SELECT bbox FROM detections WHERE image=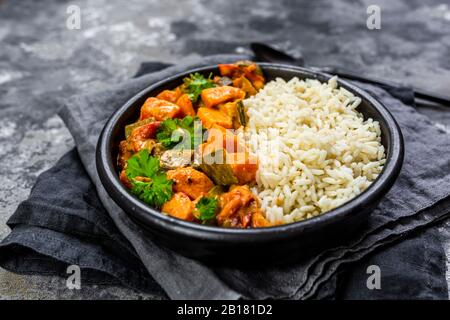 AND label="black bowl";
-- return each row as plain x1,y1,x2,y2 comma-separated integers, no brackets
96,63,404,264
